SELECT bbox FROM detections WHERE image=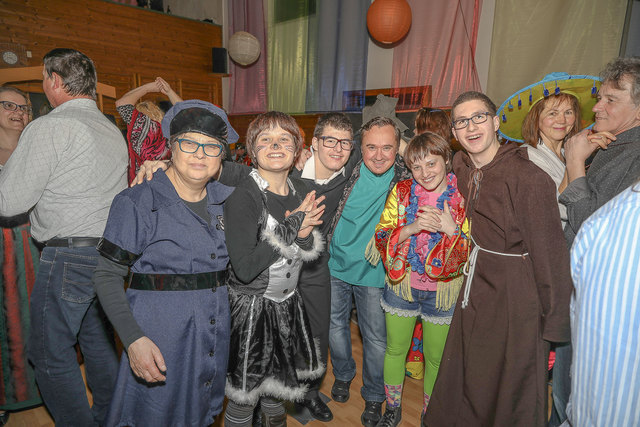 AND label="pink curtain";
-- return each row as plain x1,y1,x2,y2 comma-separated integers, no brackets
228,0,268,114
391,0,482,108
